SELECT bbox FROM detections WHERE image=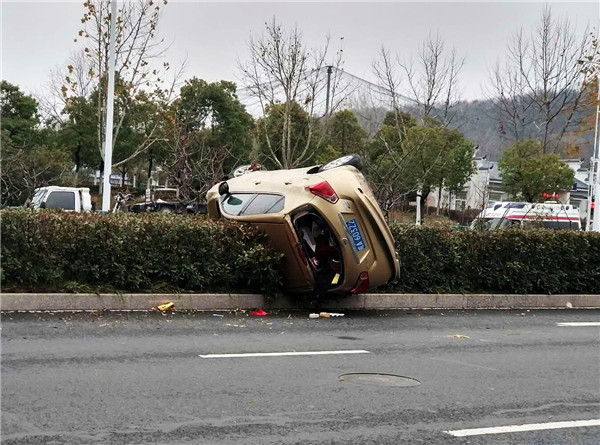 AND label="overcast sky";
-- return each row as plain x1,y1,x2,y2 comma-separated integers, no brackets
1,1,598,102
